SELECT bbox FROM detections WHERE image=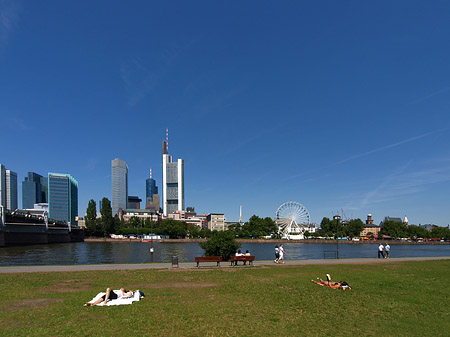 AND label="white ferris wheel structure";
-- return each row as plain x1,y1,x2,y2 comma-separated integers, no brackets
275,201,312,239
